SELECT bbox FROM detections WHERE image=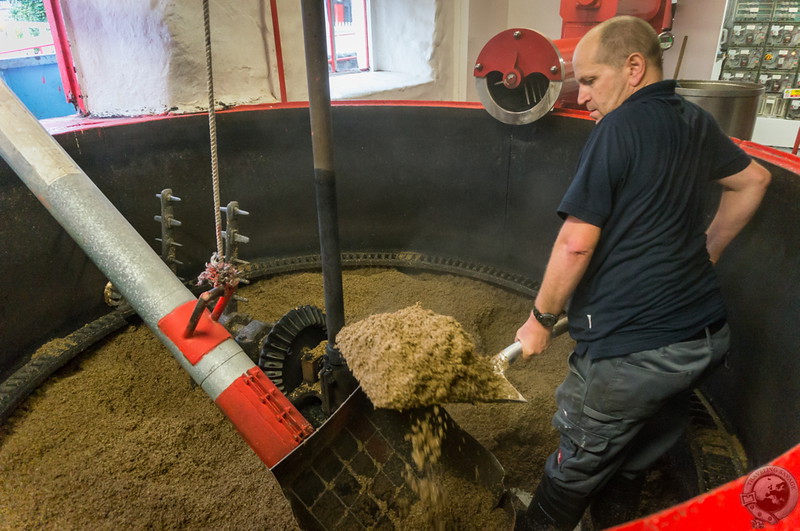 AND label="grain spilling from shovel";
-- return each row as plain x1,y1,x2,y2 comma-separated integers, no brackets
336,303,521,409
337,303,514,530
